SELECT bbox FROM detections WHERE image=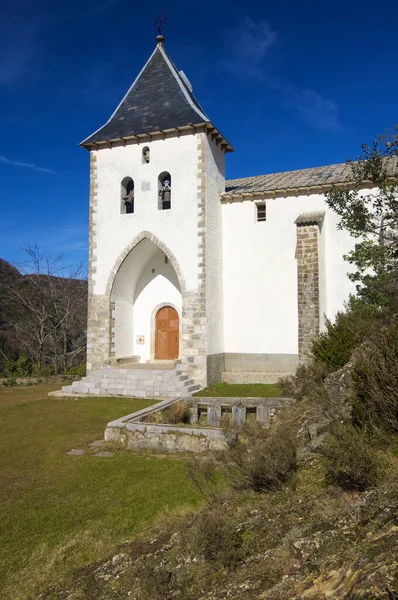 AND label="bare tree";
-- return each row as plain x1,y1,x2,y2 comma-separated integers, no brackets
6,245,87,374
